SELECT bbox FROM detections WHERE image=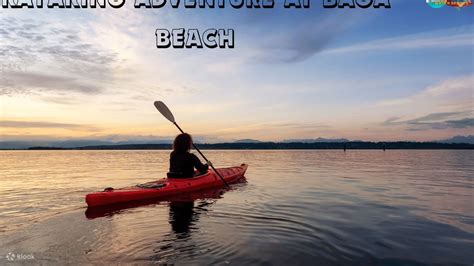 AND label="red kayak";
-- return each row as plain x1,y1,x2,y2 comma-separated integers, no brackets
86,164,248,207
